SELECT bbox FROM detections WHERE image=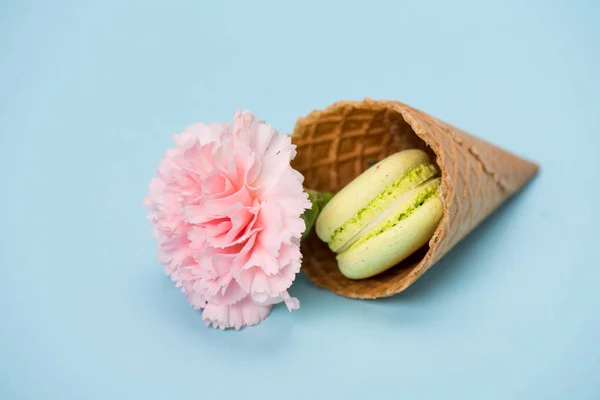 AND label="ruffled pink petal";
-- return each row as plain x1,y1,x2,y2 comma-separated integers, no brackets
243,245,281,276
184,185,253,225
188,291,207,310
176,122,228,147
277,242,303,269
204,218,231,238
202,297,271,330
254,135,296,191
201,170,231,197
231,110,258,138
280,290,300,311
156,231,194,275
256,200,283,256
186,226,206,250
211,279,248,306
246,259,302,302
183,141,216,178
